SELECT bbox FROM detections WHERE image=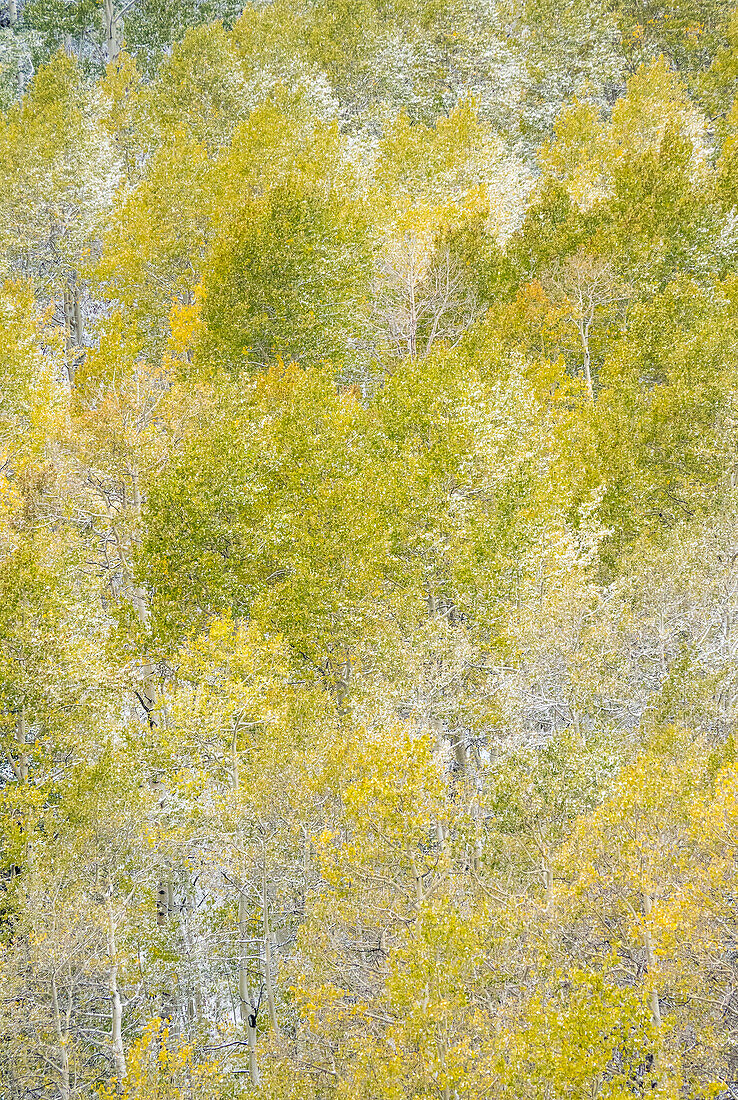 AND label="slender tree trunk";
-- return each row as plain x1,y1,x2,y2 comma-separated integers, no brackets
262,854,279,1039
656,612,669,681
125,461,152,629
73,287,84,348
62,279,85,387
642,892,661,1027
63,286,73,349
128,462,142,522
181,878,203,1029
230,725,240,790
106,891,127,1085
8,0,17,25
570,707,581,740
578,317,594,400
450,729,468,776
335,657,351,712
238,893,260,1087
63,285,76,384
15,710,29,782
300,824,310,917
542,864,554,913
56,1046,71,1100
406,235,418,359
104,0,122,64
411,858,424,911
437,1037,451,1100
156,875,170,926
63,280,84,349
50,975,71,1100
